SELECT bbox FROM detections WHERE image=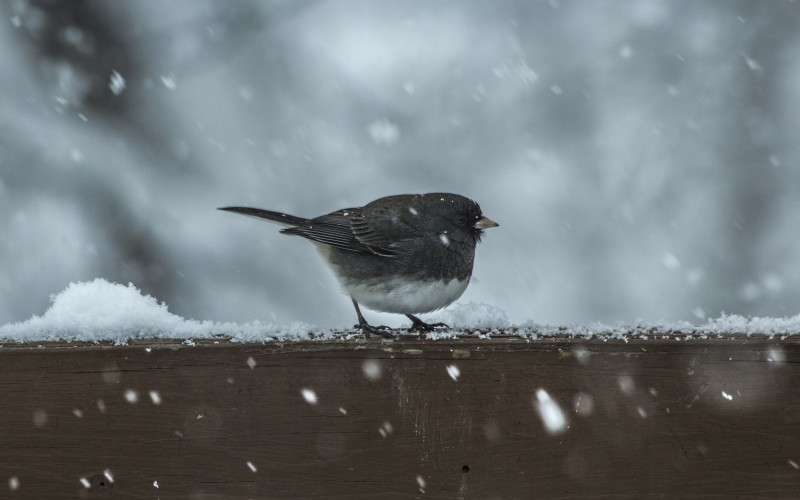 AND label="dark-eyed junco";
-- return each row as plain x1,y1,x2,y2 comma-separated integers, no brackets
219,193,497,337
